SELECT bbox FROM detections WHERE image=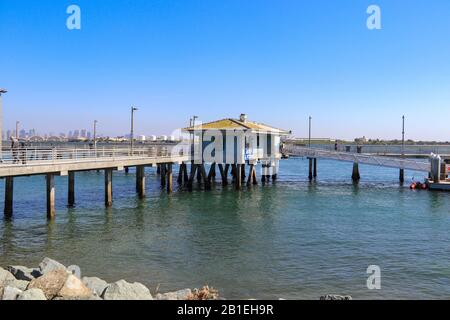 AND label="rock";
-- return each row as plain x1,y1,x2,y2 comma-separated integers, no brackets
82,276,109,296
53,294,102,301
155,289,192,300
0,267,16,286
102,280,153,300
39,257,66,275
320,294,352,300
16,288,47,300
9,279,29,291
2,286,22,300
28,269,69,300
57,274,92,299
7,265,41,281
